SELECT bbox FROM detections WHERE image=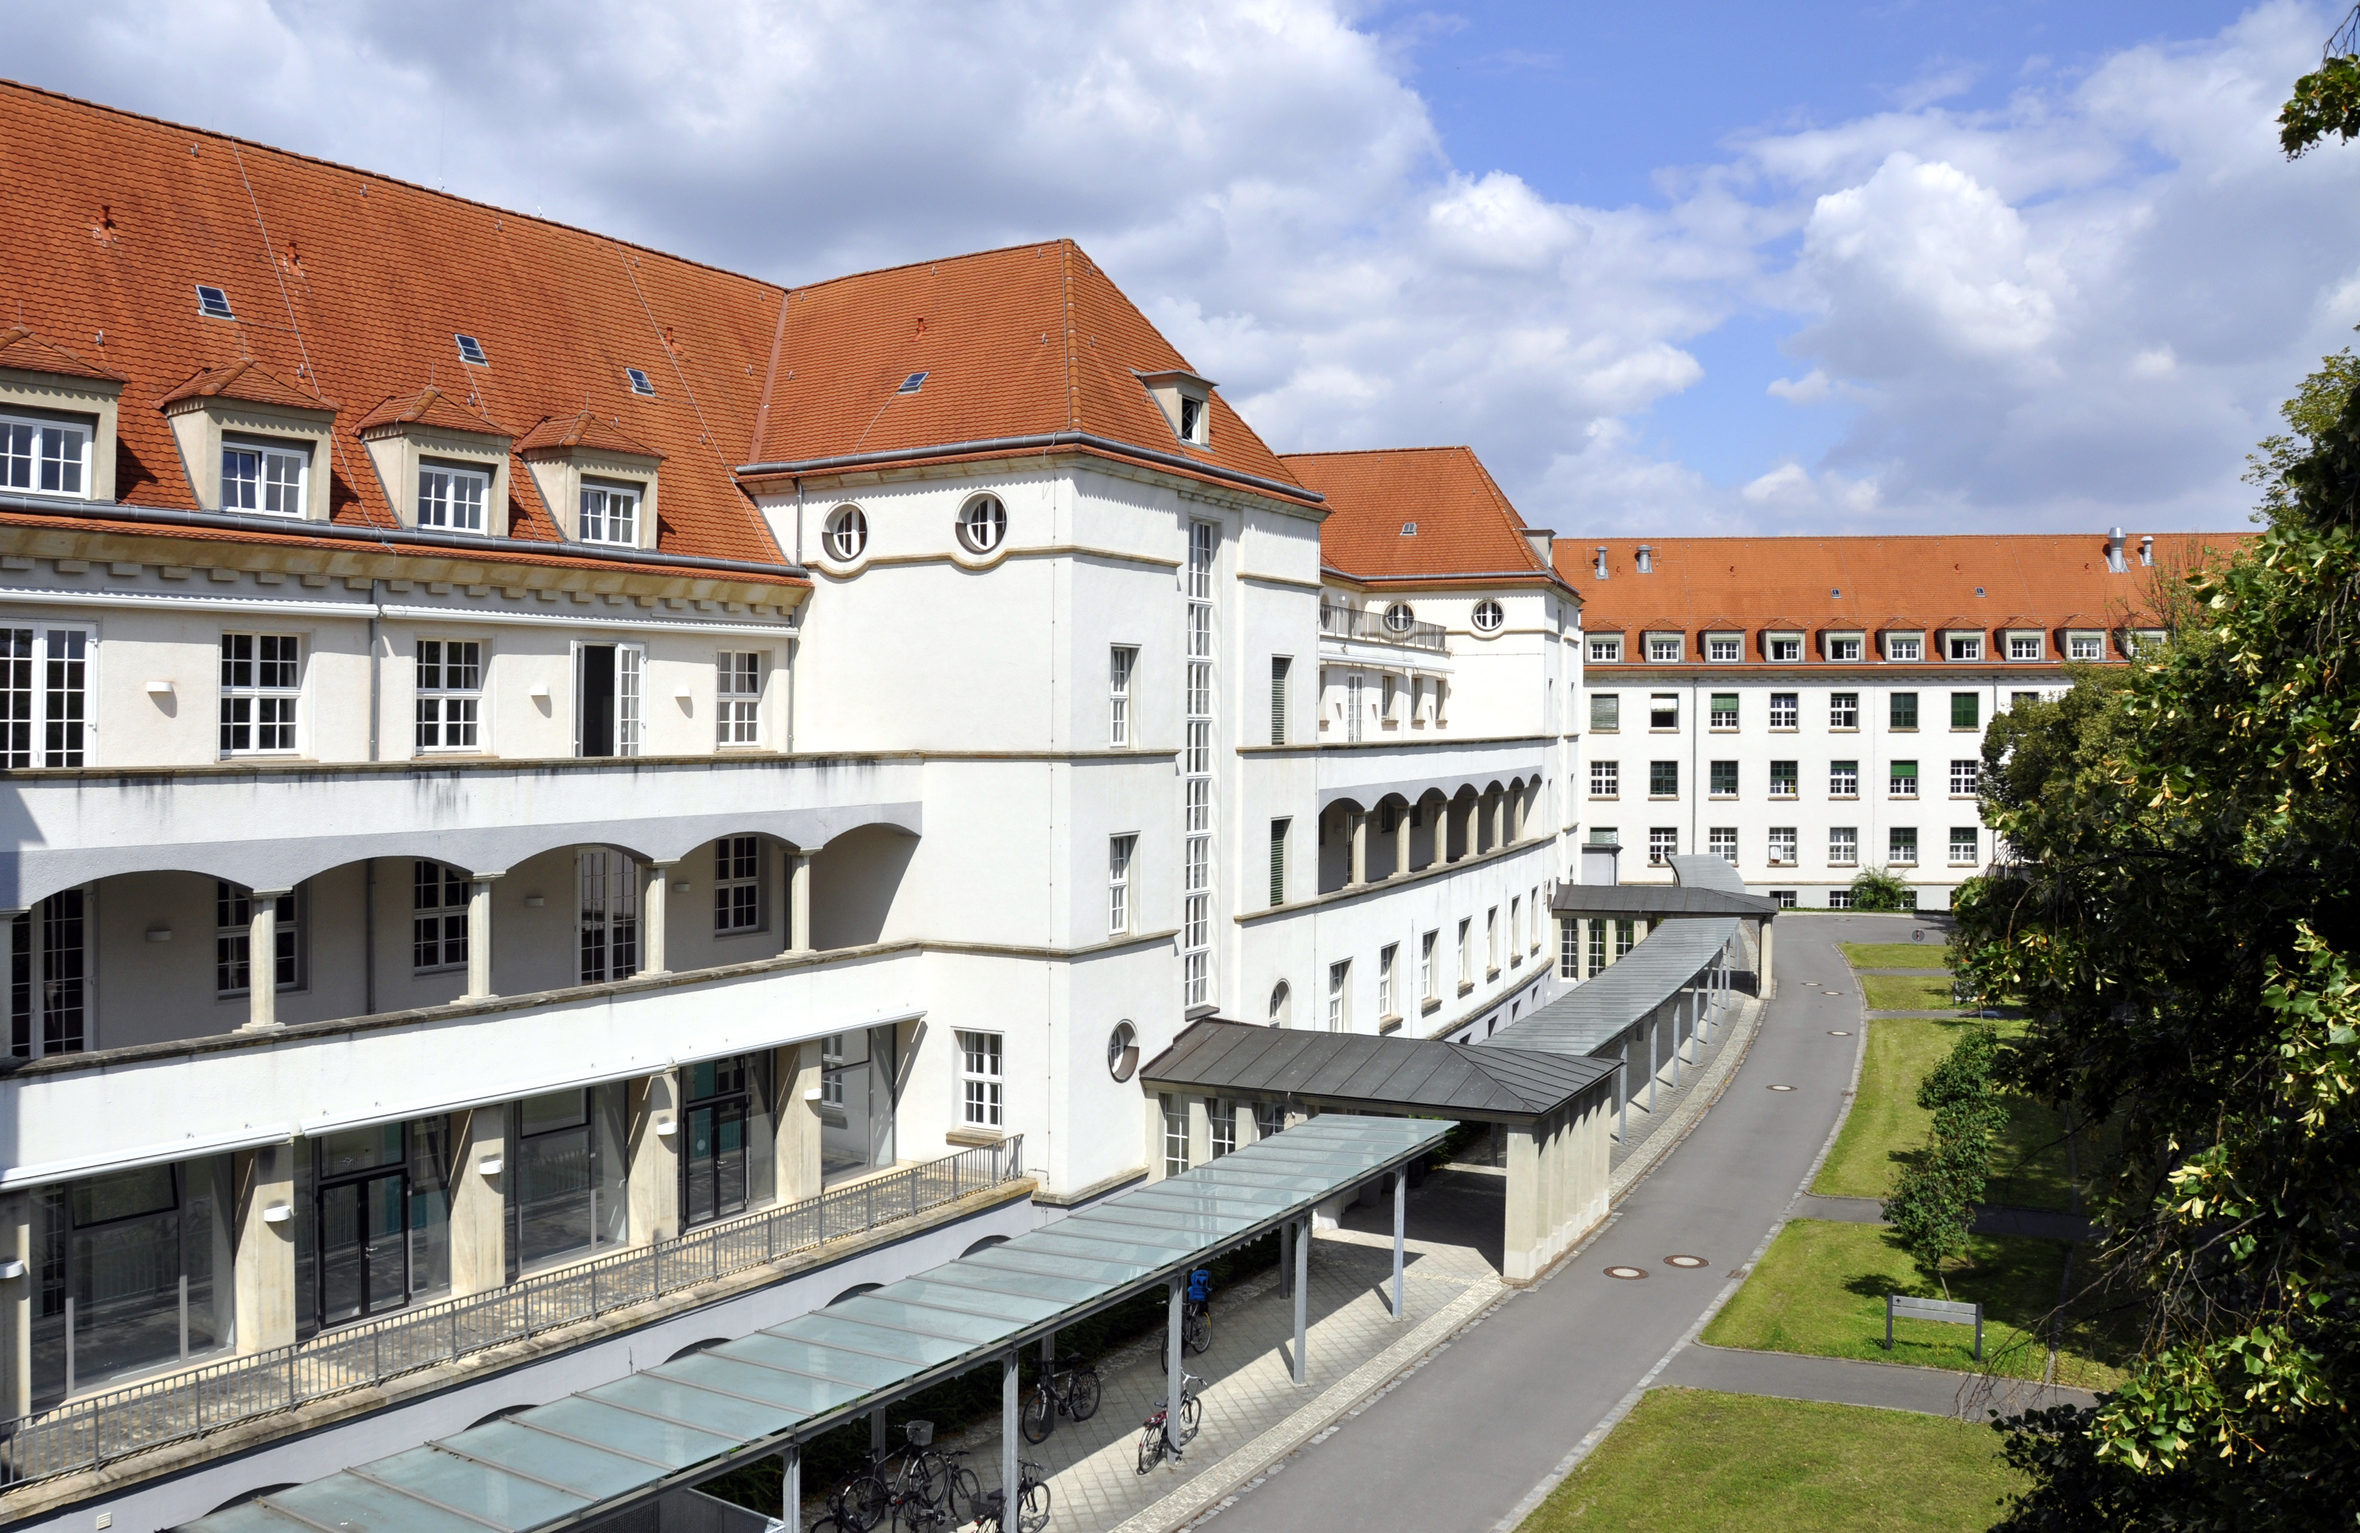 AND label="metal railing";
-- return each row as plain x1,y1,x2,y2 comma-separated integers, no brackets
1319,603,1448,653
0,1137,1023,1491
